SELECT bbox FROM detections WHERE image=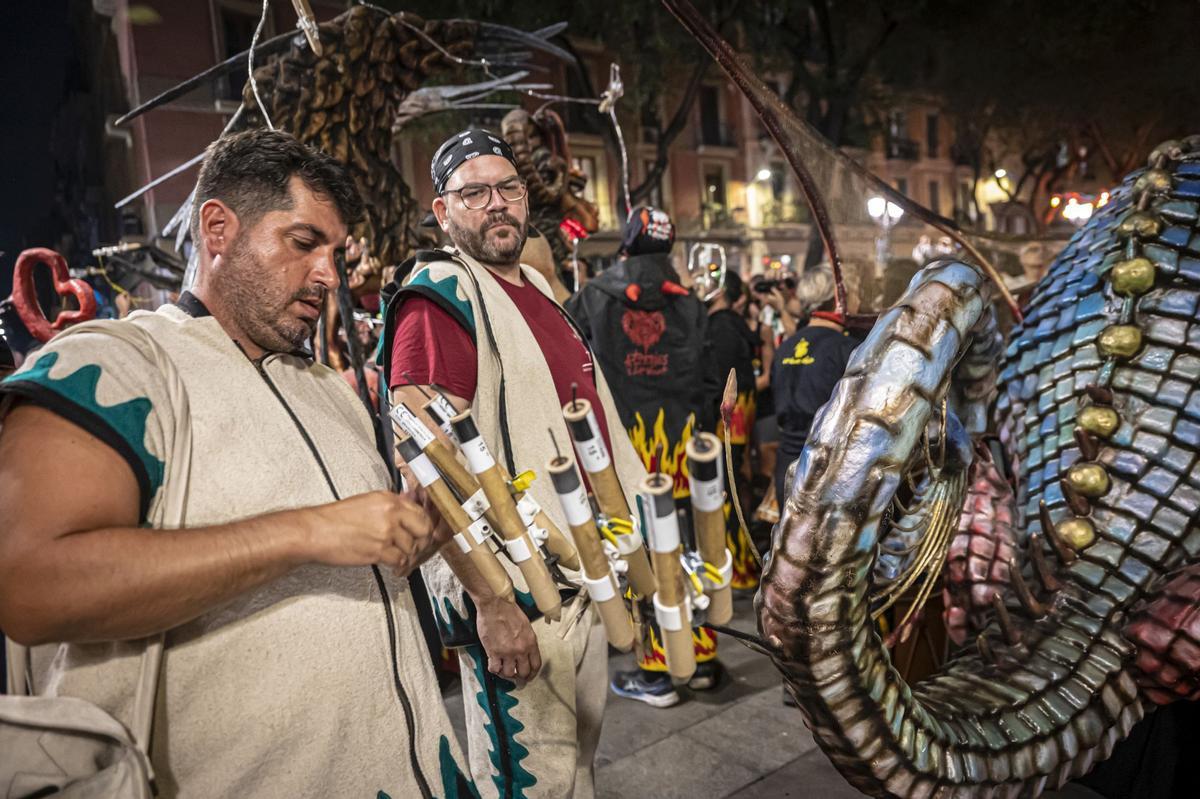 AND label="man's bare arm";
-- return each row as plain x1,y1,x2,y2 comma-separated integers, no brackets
0,405,437,645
